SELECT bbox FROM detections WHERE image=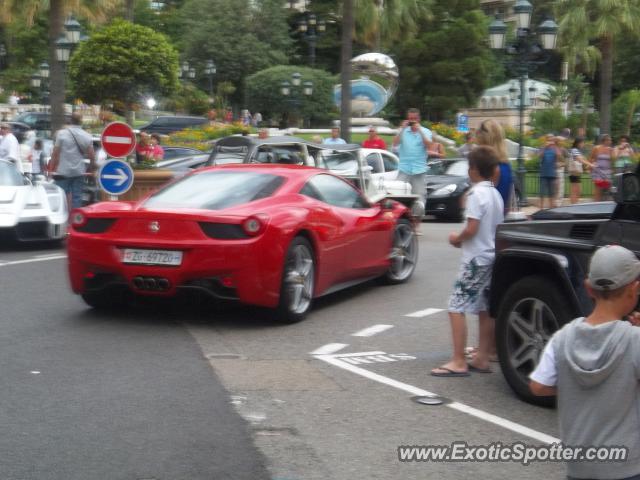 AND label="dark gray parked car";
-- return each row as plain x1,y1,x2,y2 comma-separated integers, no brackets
139,116,207,135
